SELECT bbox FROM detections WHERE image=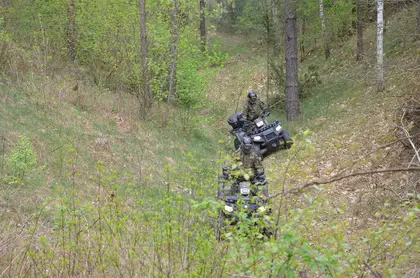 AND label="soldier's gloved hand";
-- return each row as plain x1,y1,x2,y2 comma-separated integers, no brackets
256,173,266,182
